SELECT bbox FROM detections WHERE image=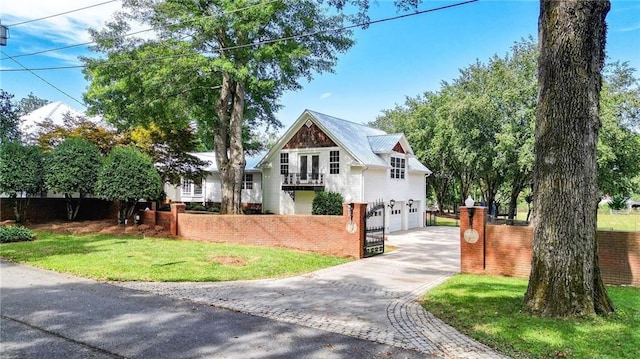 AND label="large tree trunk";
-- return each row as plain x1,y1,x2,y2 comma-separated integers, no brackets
215,72,245,215
524,0,614,317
